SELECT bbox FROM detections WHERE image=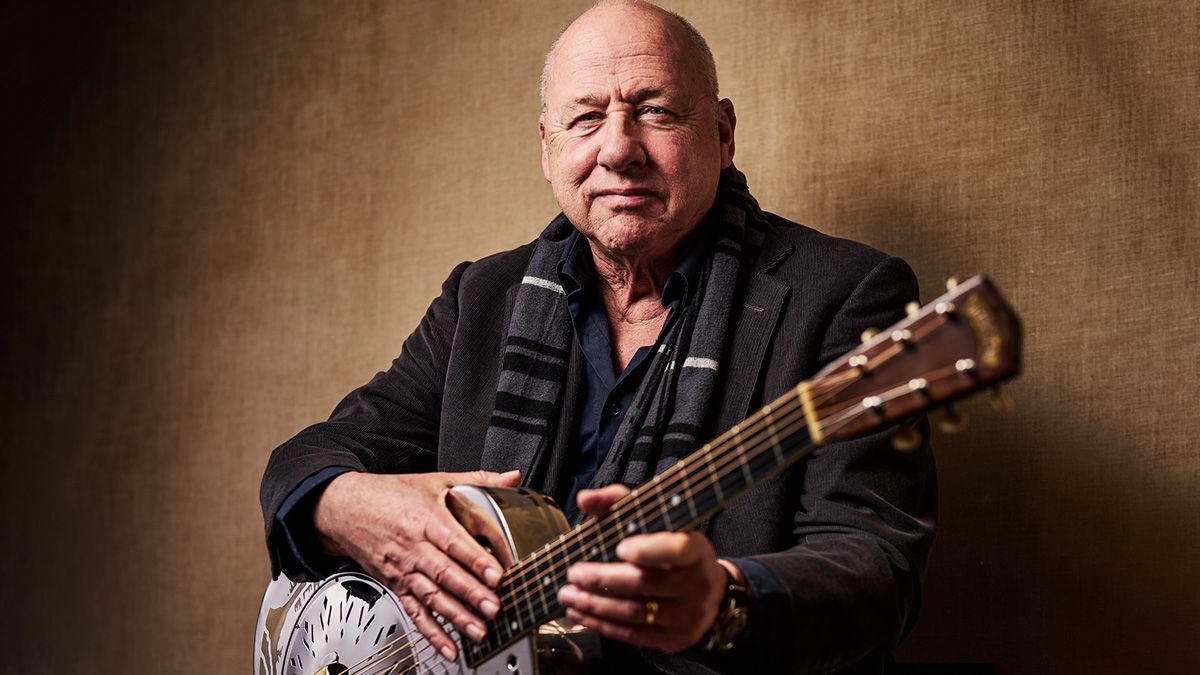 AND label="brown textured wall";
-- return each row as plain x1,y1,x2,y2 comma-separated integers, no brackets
3,1,1197,672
